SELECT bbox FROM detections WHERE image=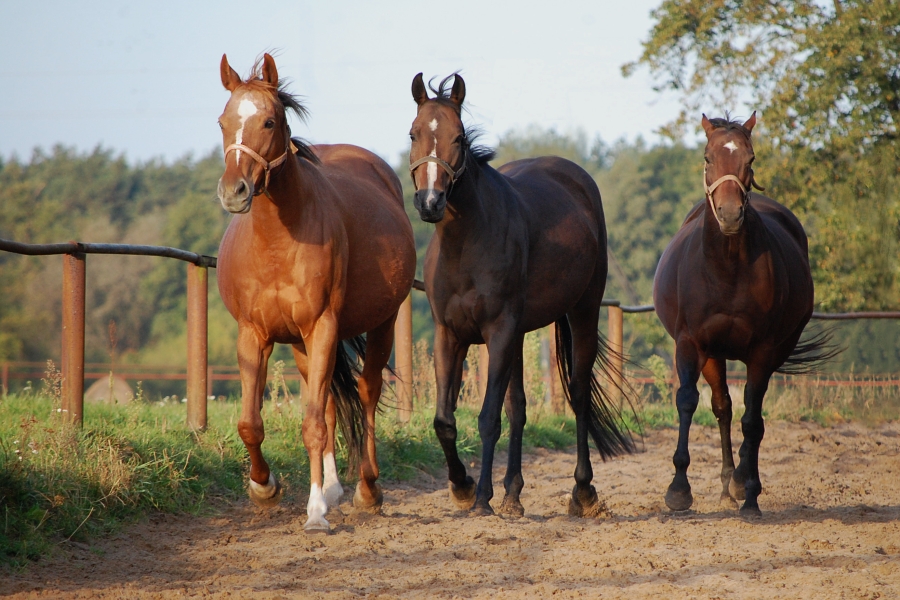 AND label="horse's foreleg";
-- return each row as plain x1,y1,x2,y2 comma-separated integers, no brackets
353,316,396,514
733,363,772,516
432,325,472,509
300,316,339,532
236,326,279,507
702,358,737,508
666,338,702,512
499,340,526,518
473,325,518,516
